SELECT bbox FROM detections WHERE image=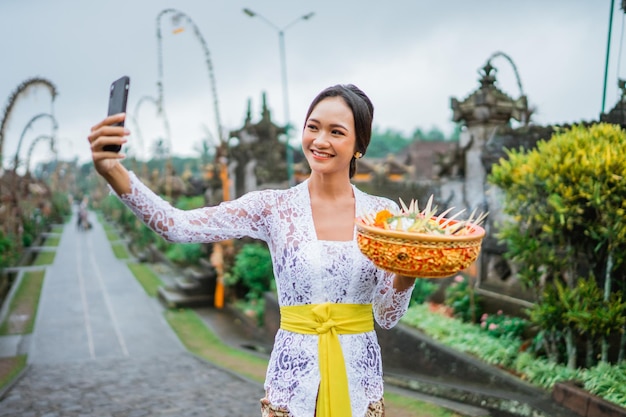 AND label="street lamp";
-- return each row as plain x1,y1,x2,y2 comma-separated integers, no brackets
243,8,315,186
601,0,616,114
